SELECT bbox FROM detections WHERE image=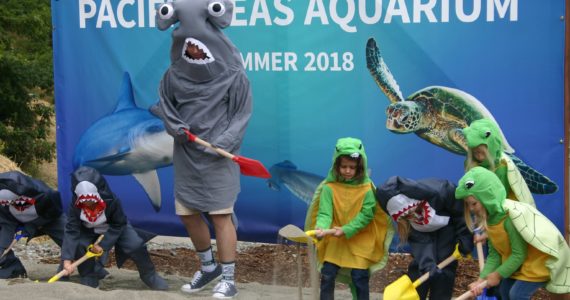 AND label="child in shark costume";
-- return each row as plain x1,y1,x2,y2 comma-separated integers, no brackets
61,166,167,290
376,176,474,300
456,167,570,299
0,171,66,278
152,1,251,298
305,137,393,300
463,118,535,206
